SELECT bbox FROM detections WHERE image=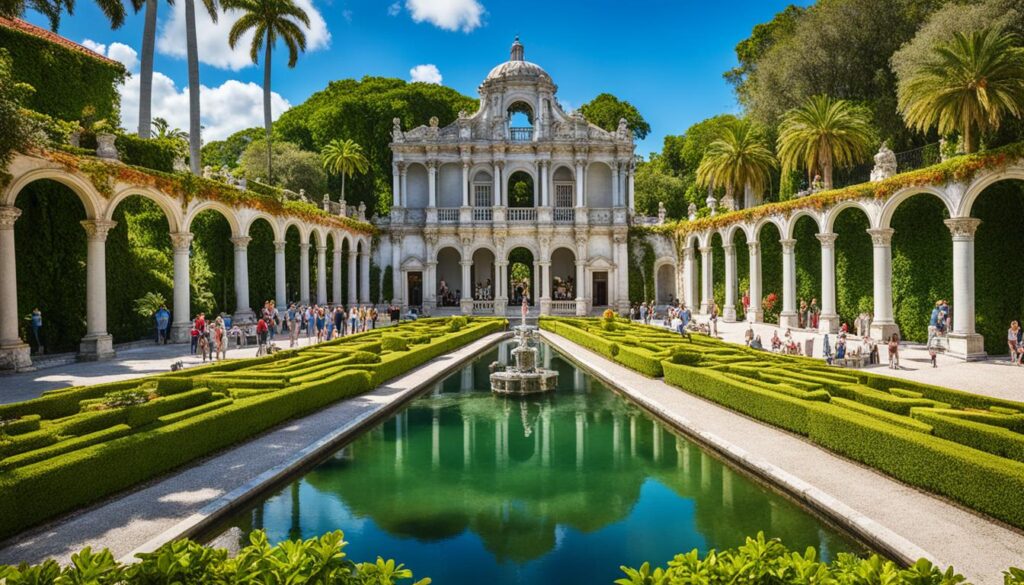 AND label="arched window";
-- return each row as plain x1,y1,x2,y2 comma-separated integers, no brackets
507,101,534,142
